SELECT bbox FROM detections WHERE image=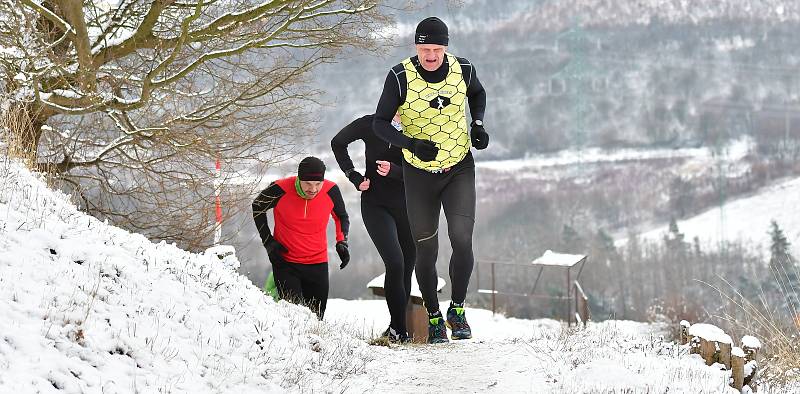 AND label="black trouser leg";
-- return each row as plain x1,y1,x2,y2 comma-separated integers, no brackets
272,258,329,319
441,165,476,305
299,263,329,319
271,258,303,304
404,164,444,314
362,200,415,333
405,157,477,314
